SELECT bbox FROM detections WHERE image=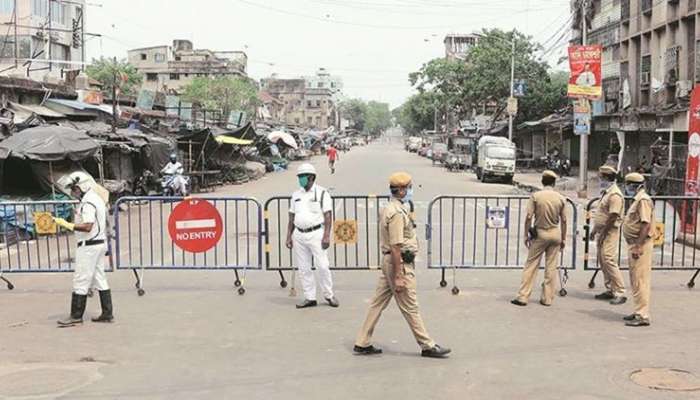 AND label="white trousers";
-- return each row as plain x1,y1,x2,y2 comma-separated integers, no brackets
293,229,333,301
73,243,109,295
